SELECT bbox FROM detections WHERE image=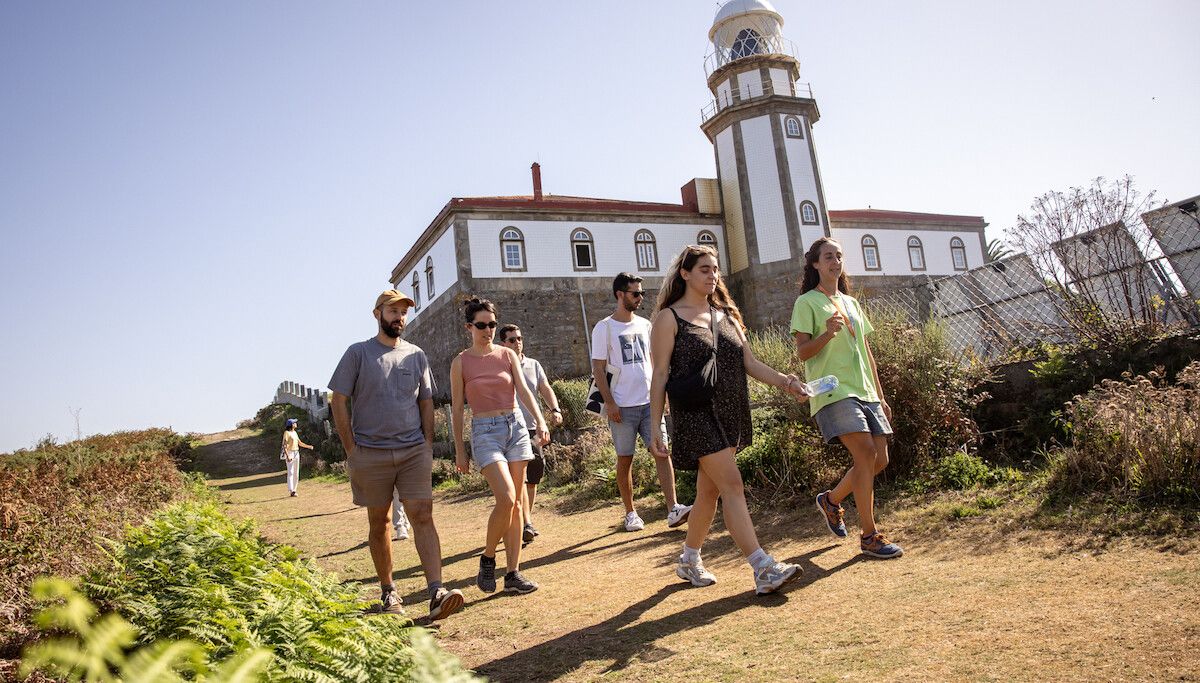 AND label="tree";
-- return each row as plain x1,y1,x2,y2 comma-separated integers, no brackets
984,238,1014,263
1007,176,1170,339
